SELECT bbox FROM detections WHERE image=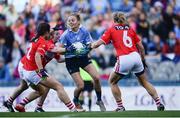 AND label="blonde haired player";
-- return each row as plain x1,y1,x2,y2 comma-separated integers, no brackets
91,12,165,111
